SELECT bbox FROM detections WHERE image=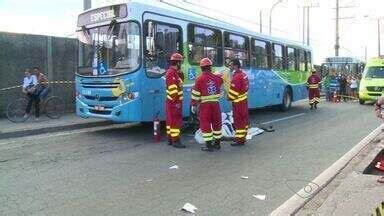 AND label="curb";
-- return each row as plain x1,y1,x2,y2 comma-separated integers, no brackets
270,123,384,216
0,120,113,140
